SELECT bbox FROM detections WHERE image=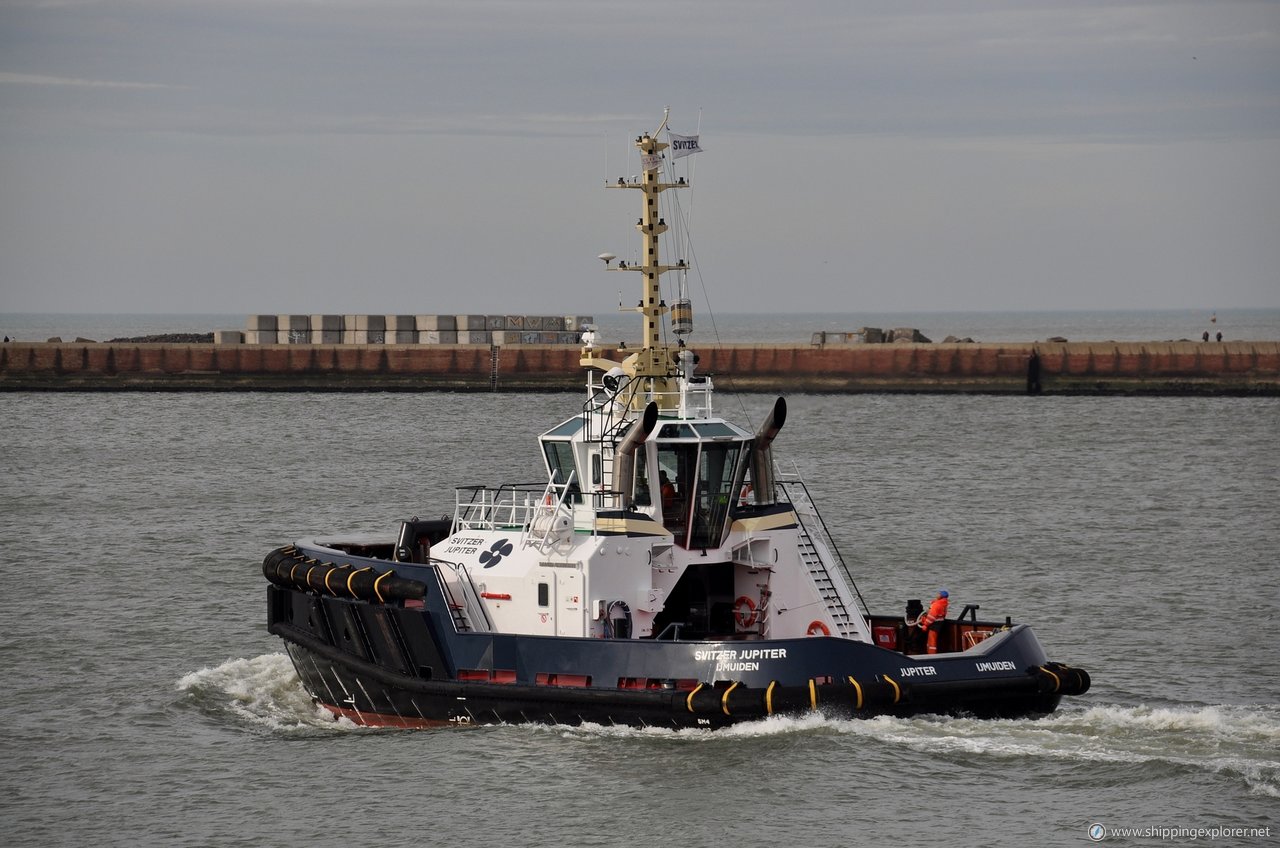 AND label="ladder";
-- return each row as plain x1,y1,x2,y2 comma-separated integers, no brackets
780,478,864,639
440,576,474,632
795,523,859,638
437,563,491,633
